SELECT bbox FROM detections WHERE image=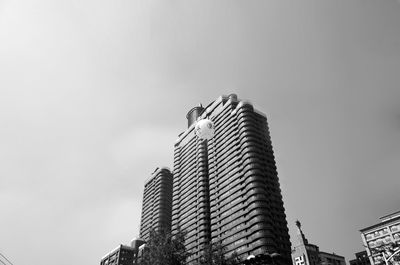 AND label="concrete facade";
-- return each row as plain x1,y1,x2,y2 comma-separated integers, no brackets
360,210,400,265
